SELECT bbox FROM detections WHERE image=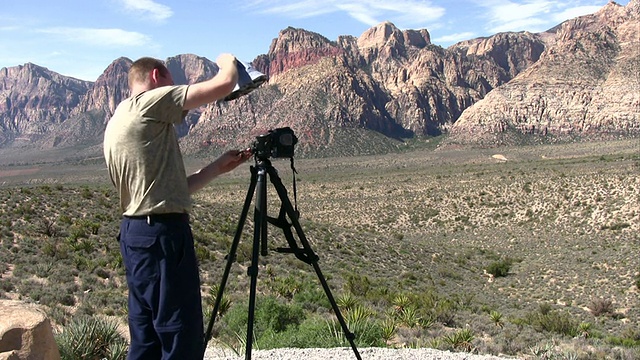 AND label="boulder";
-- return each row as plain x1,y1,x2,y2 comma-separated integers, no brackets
0,300,60,360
